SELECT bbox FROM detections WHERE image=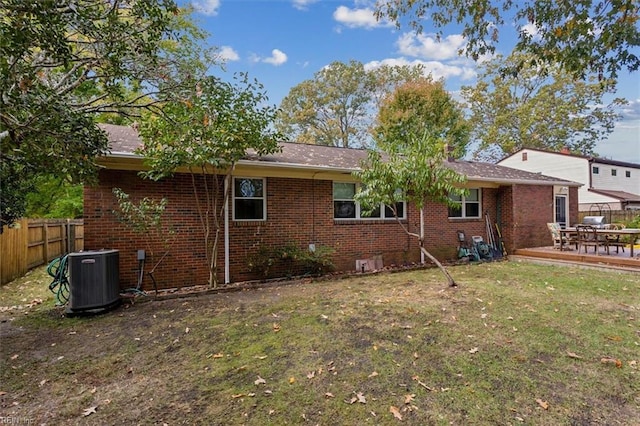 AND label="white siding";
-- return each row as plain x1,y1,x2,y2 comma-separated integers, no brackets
591,161,640,194
499,150,640,209
499,150,593,201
